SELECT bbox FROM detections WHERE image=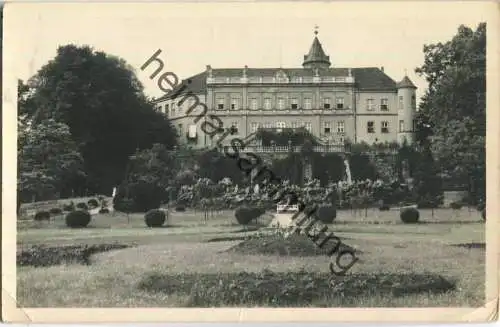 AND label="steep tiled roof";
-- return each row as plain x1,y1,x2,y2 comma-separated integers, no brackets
154,67,397,102
351,68,397,90
397,75,417,89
